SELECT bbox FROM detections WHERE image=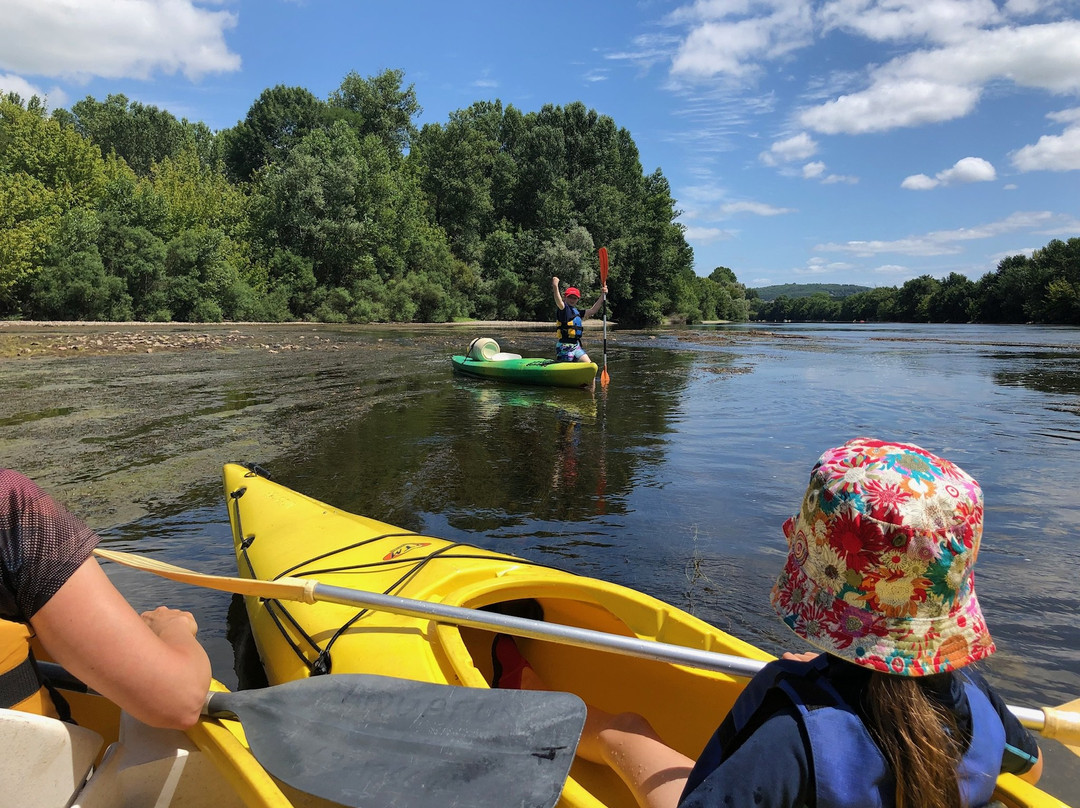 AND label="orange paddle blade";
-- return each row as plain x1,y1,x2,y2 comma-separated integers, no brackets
600,367,610,387
598,247,608,284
